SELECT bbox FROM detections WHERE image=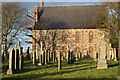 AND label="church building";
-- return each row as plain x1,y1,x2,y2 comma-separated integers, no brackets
32,1,111,60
